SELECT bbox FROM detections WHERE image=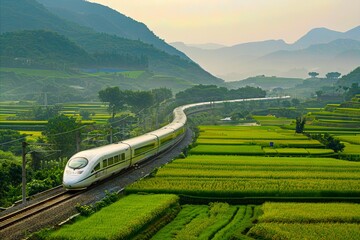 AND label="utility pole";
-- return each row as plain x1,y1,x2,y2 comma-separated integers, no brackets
109,127,113,144
22,142,28,205
44,92,48,107
76,130,81,152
